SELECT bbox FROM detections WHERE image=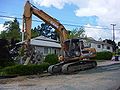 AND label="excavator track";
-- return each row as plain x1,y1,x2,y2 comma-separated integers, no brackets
48,60,97,74
62,60,97,74
48,62,65,74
